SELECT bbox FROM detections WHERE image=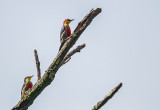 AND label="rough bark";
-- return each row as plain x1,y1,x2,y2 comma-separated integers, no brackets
12,8,102,110
60,43,86,66
92,83,122,110
34,50,41,81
